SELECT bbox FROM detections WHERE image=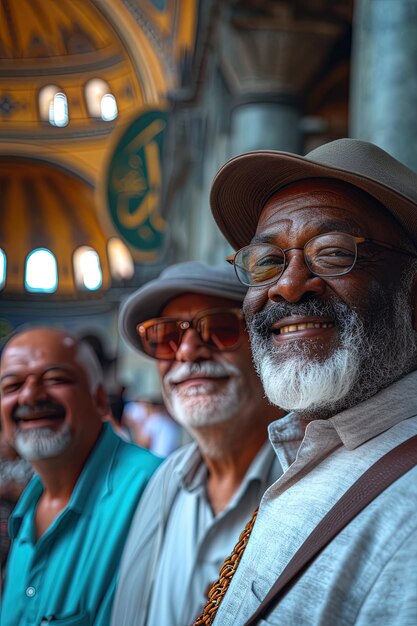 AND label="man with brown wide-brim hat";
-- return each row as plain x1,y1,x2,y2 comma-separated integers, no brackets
195,139,417,626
